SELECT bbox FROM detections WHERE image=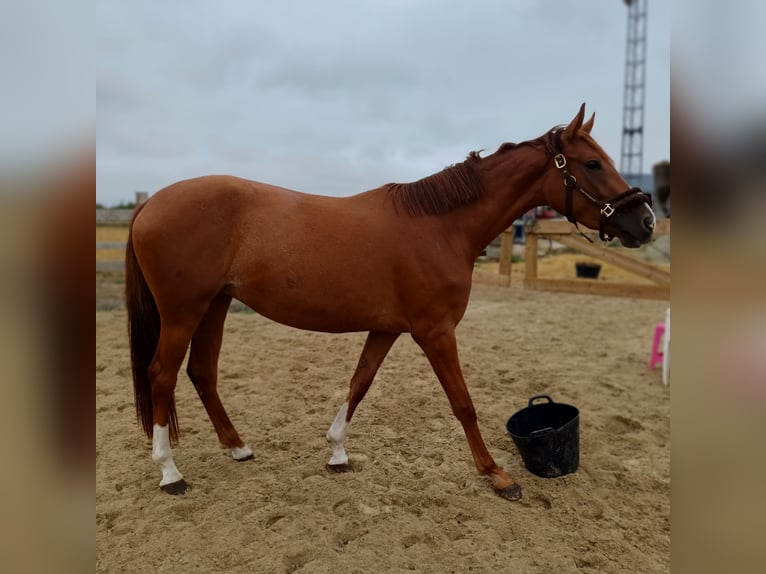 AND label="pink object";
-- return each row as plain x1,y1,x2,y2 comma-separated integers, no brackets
649,323,666,371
